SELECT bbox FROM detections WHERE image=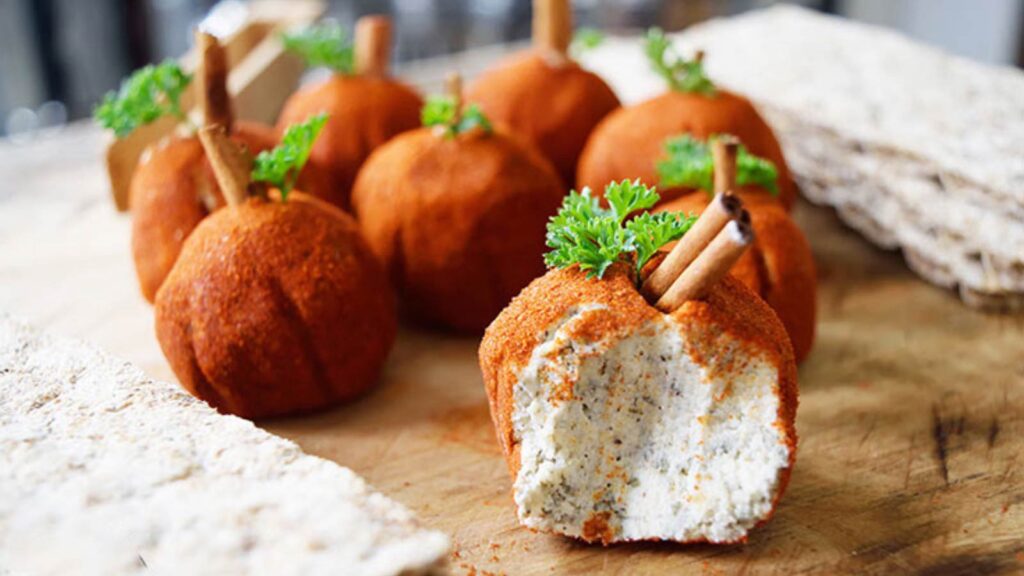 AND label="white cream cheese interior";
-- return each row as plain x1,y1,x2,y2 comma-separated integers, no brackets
511,304,790,543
